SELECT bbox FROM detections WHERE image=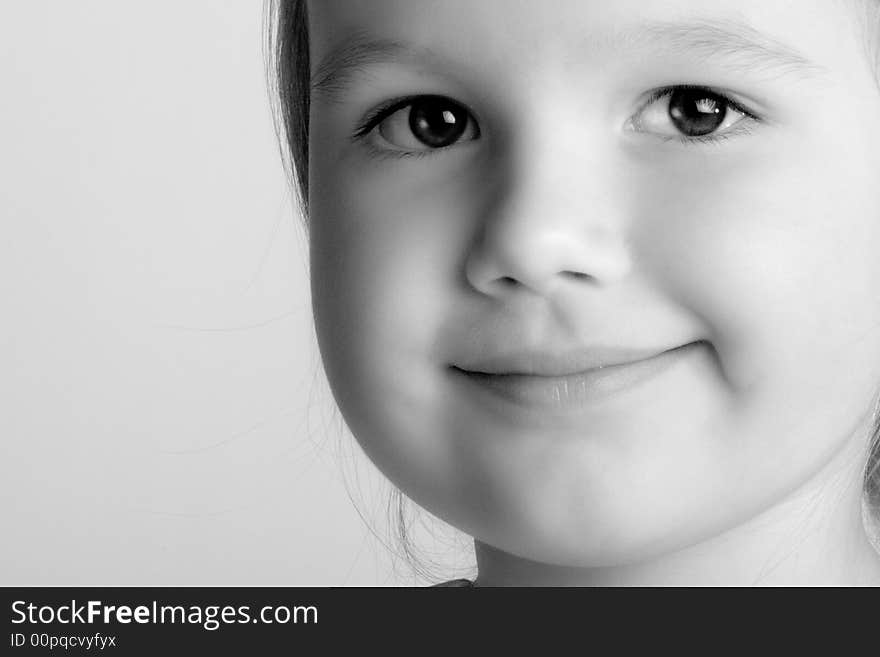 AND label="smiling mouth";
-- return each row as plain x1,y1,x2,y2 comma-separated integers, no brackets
451,341,704,410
